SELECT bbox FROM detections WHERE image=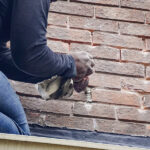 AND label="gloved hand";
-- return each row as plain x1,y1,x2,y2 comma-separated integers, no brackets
73,76,89,93
70,51,95,93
